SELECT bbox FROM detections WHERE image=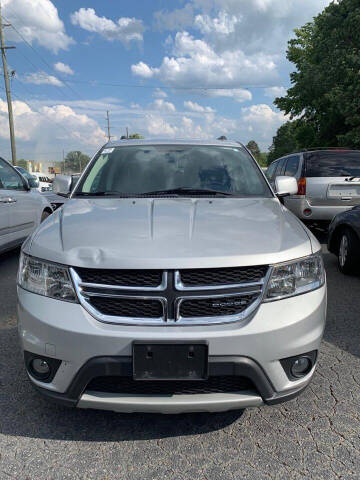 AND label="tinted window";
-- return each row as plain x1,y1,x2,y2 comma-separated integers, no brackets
305,151,360,177
284,156,299,176
275,158,286,176
266,161,277,180
0,159,24,190
77,145,272,197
